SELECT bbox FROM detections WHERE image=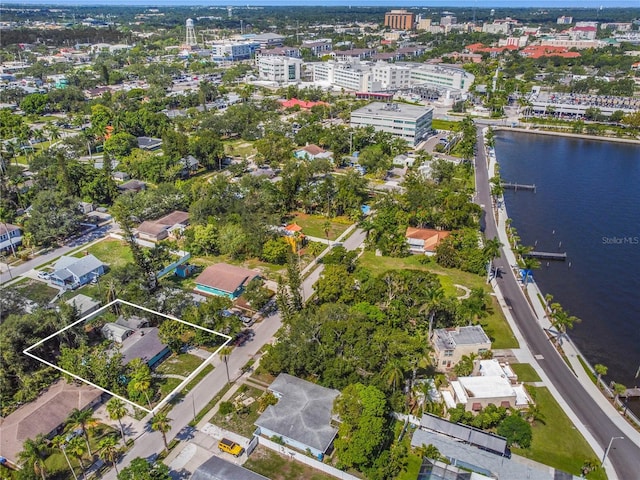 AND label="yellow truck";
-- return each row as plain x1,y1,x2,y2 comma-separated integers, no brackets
218,438,244,457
